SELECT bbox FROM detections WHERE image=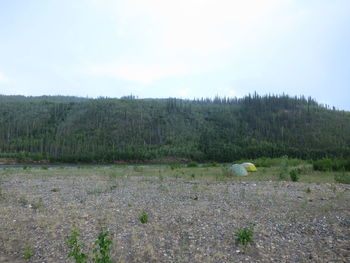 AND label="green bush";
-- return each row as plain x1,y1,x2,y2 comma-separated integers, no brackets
290,169,300,182
187,162,198,168
236,227,254,247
